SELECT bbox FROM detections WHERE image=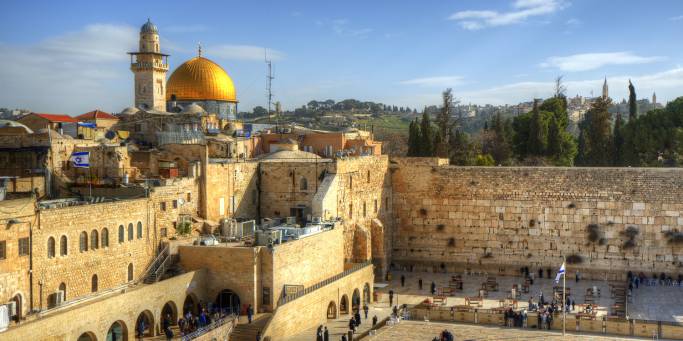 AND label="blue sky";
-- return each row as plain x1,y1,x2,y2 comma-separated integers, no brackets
1,0,682,114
